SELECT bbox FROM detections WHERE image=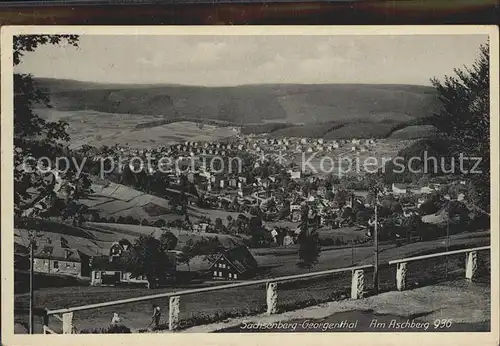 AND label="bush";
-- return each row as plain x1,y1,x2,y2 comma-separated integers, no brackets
124,216,140,225
153,219,166,227
79,324,132,334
